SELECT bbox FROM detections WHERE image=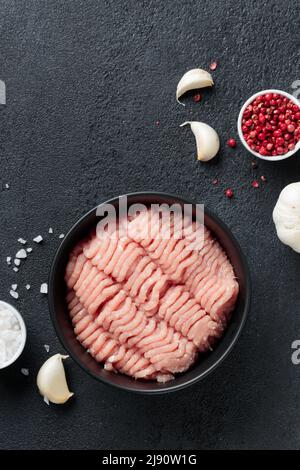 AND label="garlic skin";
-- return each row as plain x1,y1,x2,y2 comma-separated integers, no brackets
37,354,74,404
273,182,300,253
180,121,220,161
176,69,213,105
